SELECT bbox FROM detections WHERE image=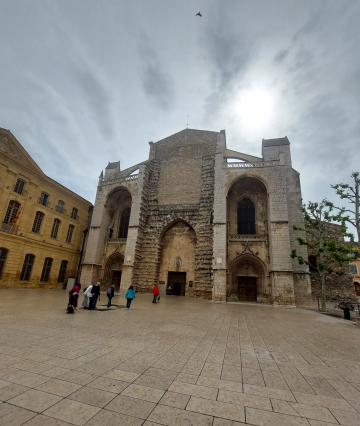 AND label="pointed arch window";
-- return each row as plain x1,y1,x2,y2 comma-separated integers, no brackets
20,254,35,281
118,207,131,238
4,200,20,224
237,198,255,234
40,257,53,282
0,248,8,279
32,211,44,233
50,219,61,239
57,260,68,283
